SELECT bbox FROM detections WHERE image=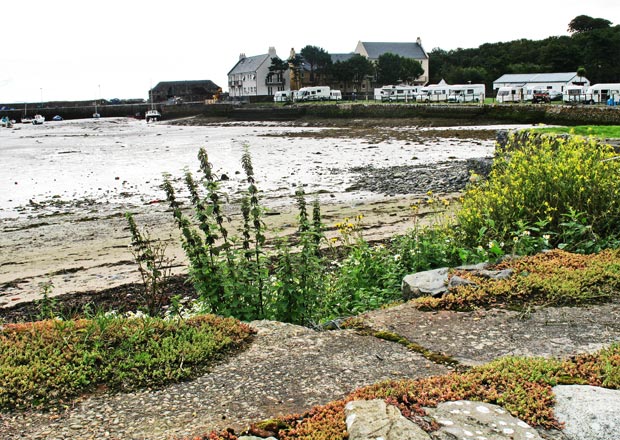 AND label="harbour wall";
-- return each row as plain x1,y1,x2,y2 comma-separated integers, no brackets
2,102,619,125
